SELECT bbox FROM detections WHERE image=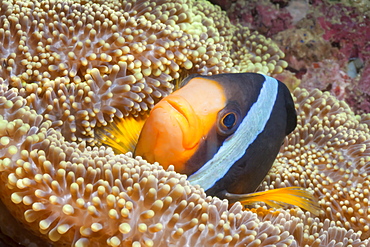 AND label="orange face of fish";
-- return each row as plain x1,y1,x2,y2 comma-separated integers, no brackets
134,78,226,174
